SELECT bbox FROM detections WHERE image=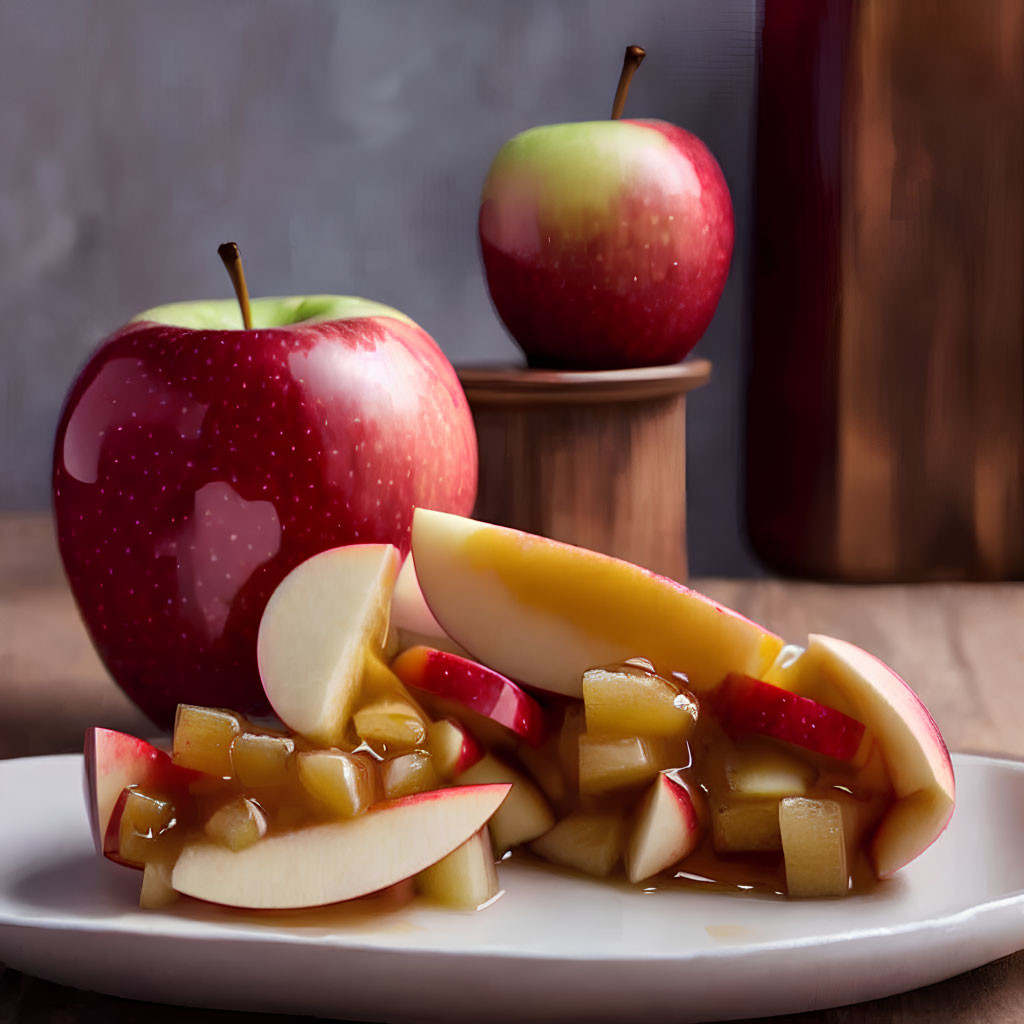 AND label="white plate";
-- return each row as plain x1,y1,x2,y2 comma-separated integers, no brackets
0,752,1021,1023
